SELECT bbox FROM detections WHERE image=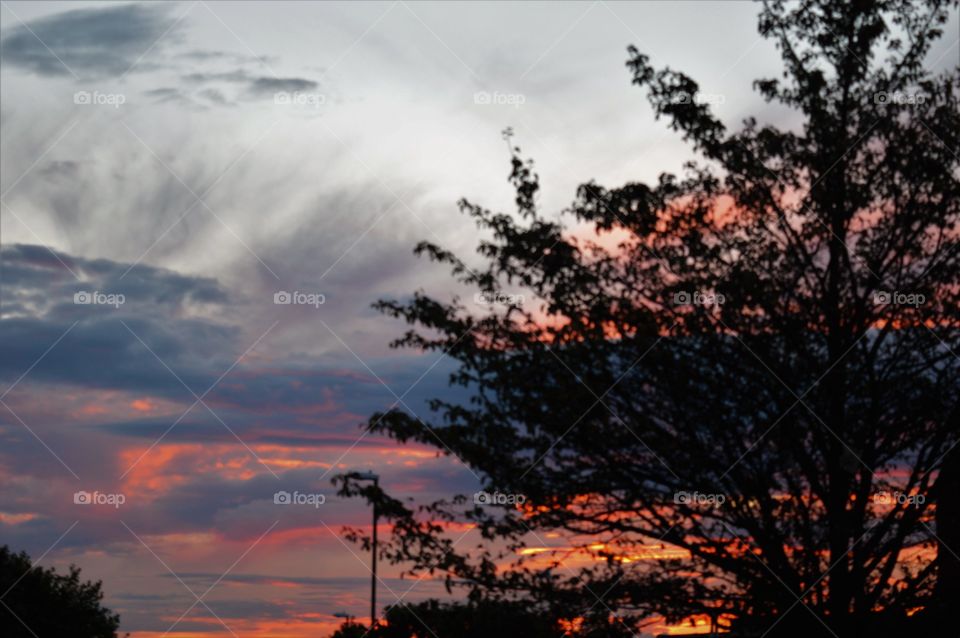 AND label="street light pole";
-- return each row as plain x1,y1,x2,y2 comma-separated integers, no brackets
371,476,378,628
346,471,380,629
